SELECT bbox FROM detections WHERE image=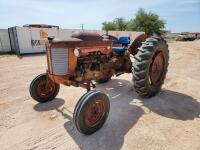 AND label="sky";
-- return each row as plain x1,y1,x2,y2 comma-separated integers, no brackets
0,0,200,32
